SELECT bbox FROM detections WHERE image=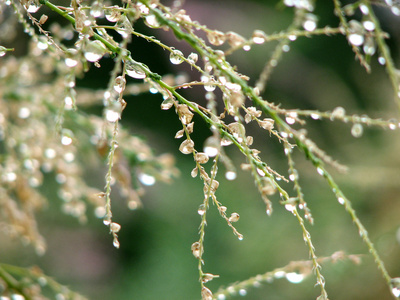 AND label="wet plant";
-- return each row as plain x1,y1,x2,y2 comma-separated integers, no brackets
1,0,400,299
